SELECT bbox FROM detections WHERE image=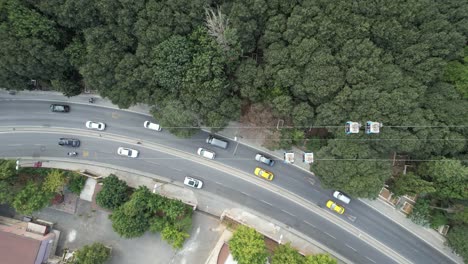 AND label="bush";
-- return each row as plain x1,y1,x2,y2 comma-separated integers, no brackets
430,211,448,229
68,173,87,194
161,224,190,249
74,242,110,264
